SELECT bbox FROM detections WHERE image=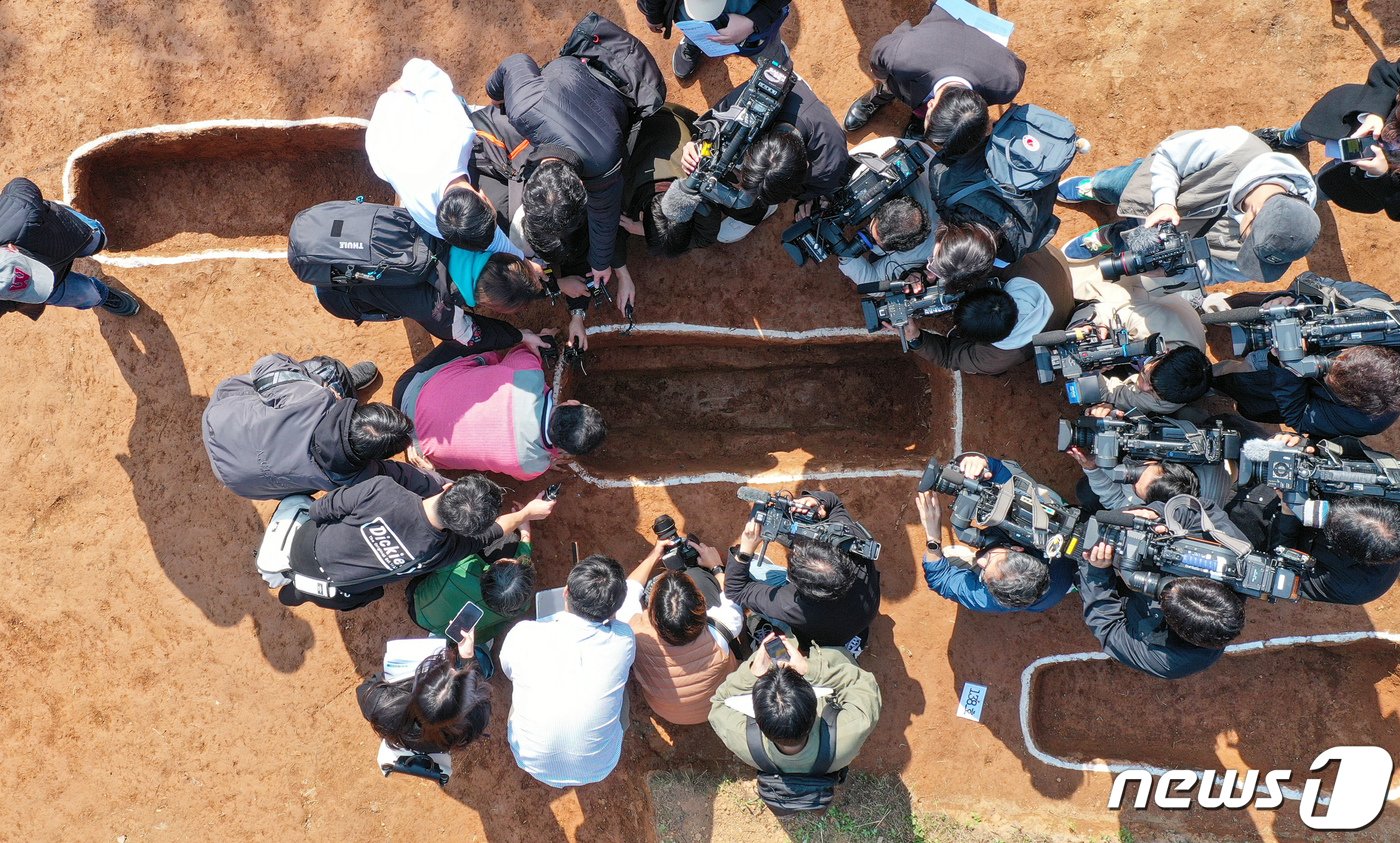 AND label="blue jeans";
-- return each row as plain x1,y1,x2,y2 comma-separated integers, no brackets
1281,121,1321,147
748,554,789,587
1088,158,1144,206
44,207,109,310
